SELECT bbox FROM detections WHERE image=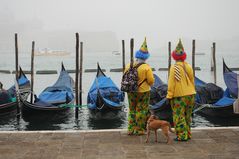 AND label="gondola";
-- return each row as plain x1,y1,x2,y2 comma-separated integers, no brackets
194,76,237,117
223,59,238,98
21,63,74,114
87,63,125,115
149,74,172,122
0,67,30,115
